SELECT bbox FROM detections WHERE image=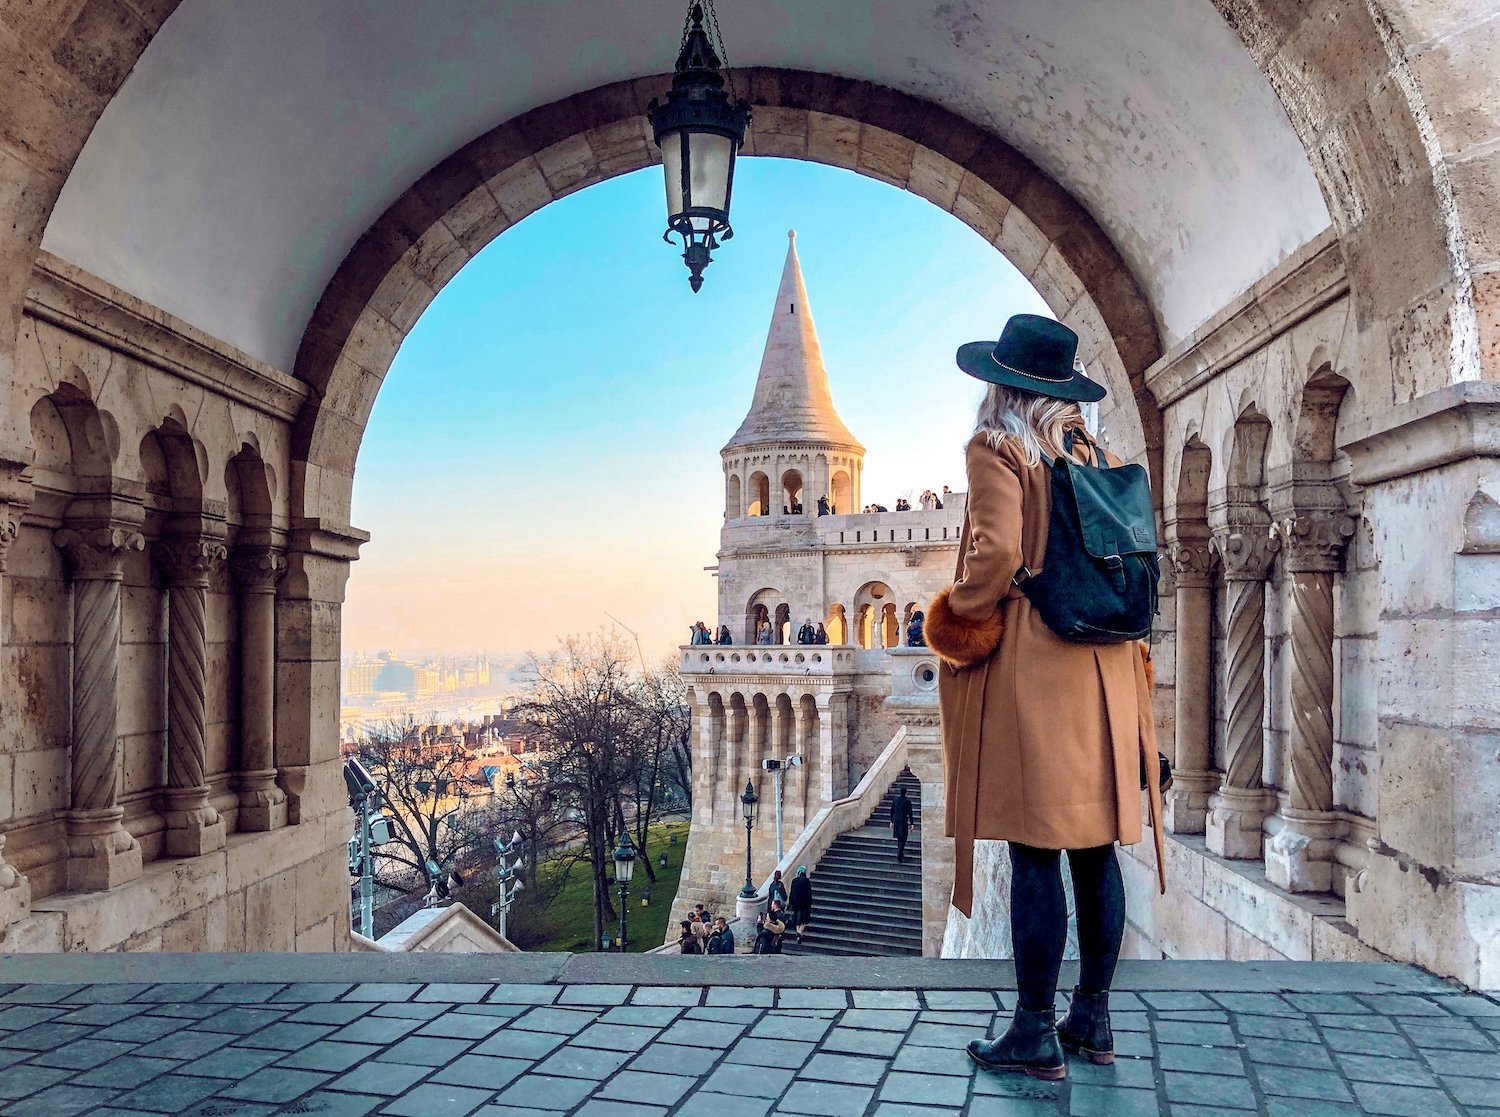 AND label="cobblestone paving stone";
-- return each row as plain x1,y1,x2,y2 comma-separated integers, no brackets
0,978,1495,1116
